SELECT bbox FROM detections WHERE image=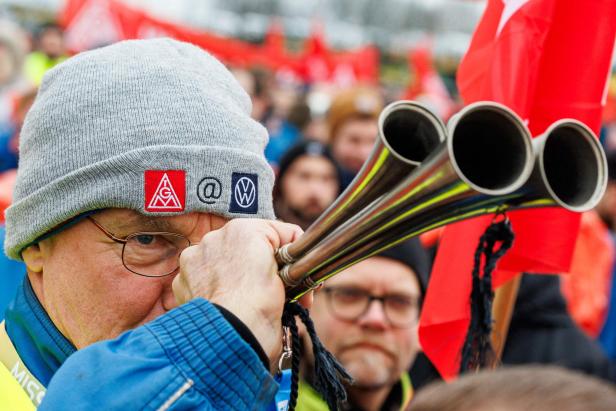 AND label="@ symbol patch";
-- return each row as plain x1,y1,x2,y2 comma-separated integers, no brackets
197,177,223,204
